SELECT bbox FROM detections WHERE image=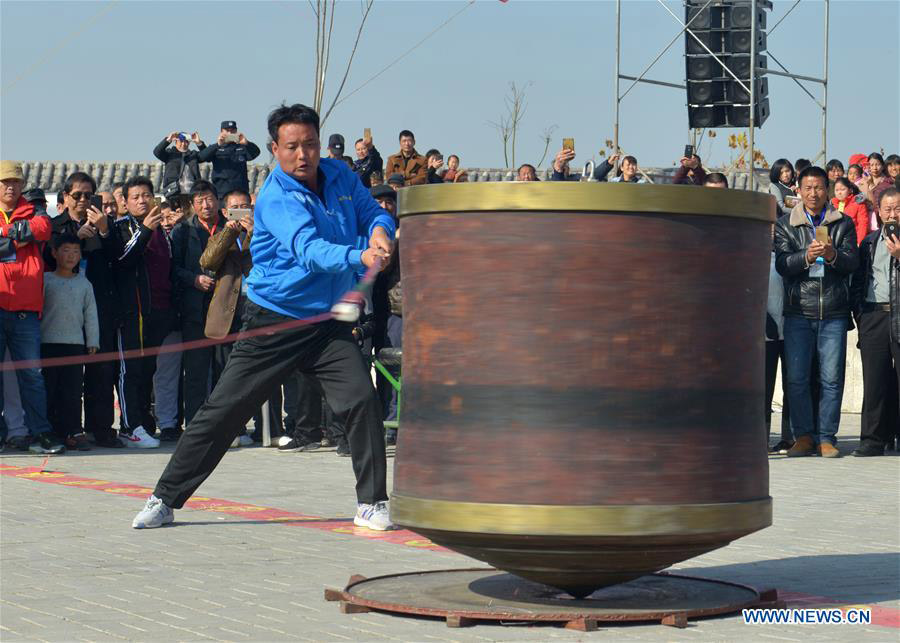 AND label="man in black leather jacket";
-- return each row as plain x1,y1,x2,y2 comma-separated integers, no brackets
775,165,859,458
